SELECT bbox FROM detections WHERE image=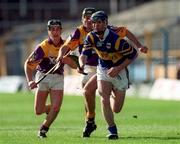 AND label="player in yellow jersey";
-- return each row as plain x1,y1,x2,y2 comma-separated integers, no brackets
78,11,139,139
57,8,148,138
58,7,97,86
57,7,98,136
24,19,66,138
